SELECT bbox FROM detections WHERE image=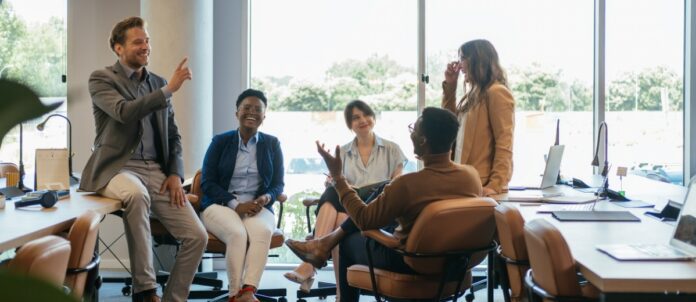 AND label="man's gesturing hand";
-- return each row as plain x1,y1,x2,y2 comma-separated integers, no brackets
166,57,193,93
316,140,343,180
